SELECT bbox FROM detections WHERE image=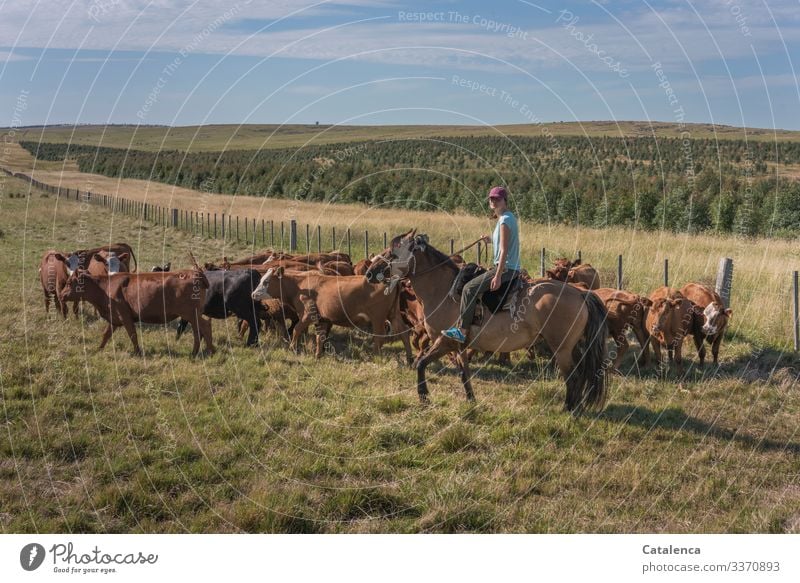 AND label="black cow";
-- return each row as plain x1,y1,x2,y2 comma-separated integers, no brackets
176,269,265,346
